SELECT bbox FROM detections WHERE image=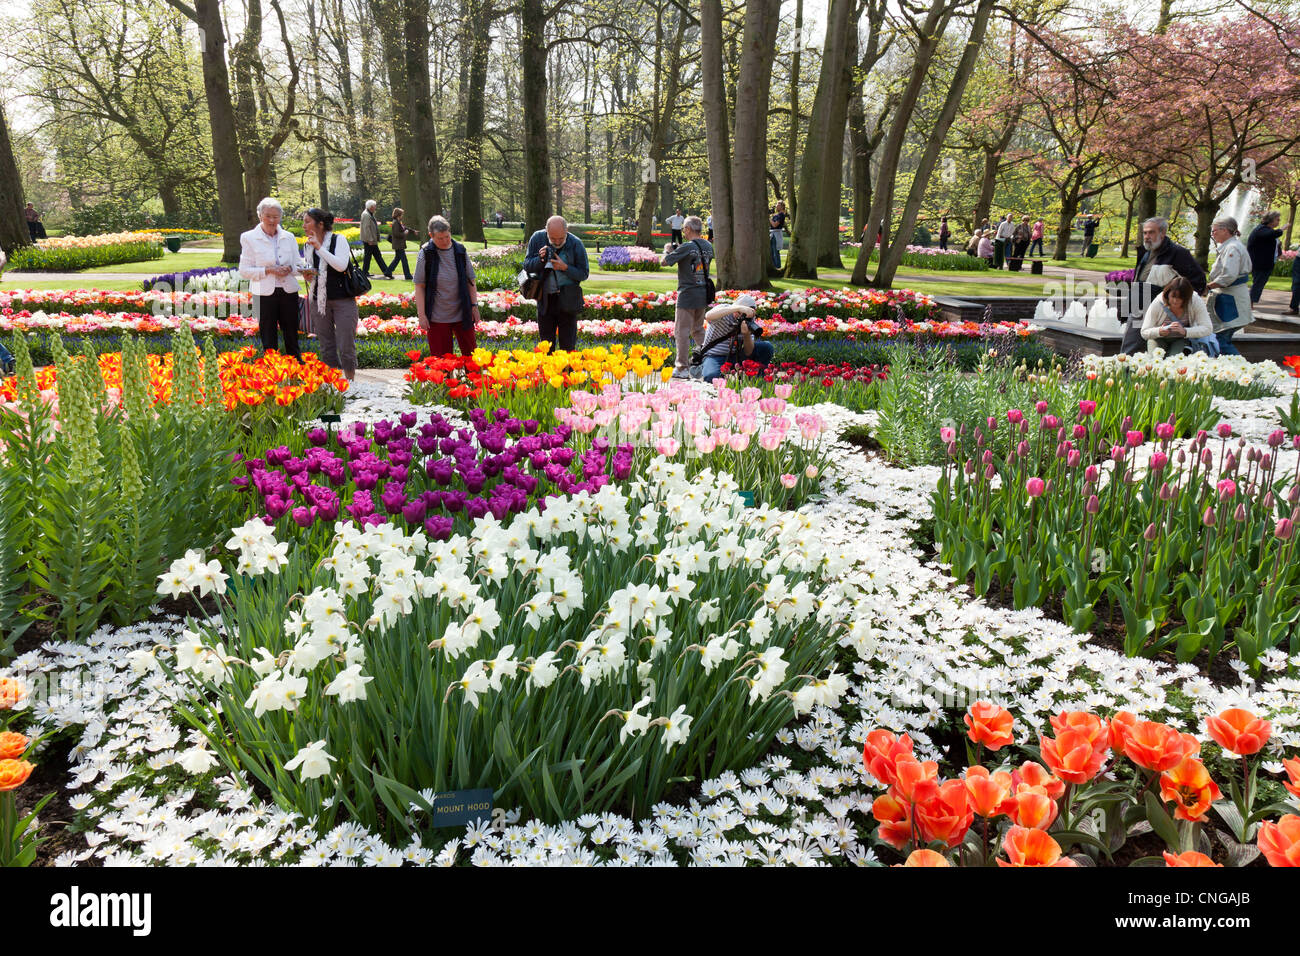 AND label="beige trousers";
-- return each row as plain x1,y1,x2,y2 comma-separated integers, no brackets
674,306,707,370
